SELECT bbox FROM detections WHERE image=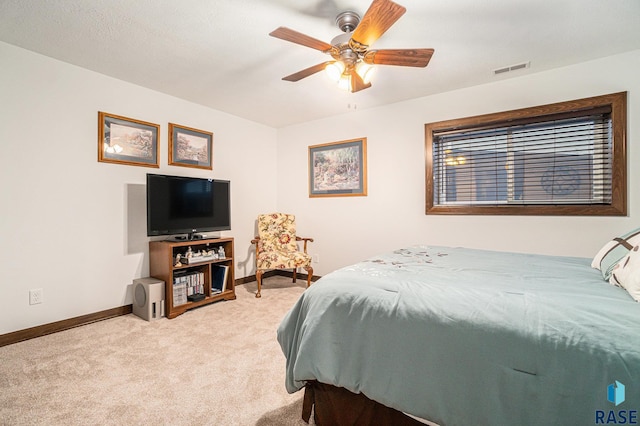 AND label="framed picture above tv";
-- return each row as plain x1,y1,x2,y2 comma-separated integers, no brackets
98,111,159,168
169,123,213,170
309,138,367,197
